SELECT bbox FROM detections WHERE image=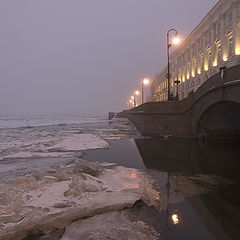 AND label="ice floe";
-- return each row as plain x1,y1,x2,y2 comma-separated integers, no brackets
2,151,34,159
0,158,161,240
61,210,159,240
0,118,138,165
1,134,108,159
47,134,109,151
0,116,106,129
